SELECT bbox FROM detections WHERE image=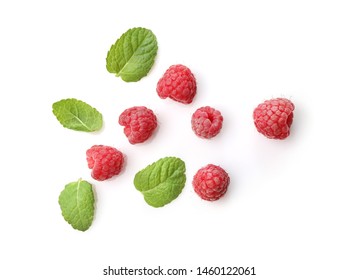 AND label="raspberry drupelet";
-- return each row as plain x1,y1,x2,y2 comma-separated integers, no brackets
193,164,230,201
253,98,295,140
191,106,223,139
119,106,158,144
156,64,197,104
86,145,124,181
